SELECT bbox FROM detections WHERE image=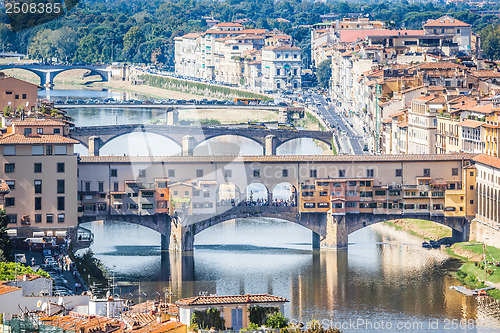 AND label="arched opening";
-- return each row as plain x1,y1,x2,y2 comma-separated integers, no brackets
244,183,269,205
194,135,263,156
52,69,106,87
81,132,182,156
217,183,242,207
194,218,312,251
0,68,41,85
276,138,325,155
272,182,297,207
